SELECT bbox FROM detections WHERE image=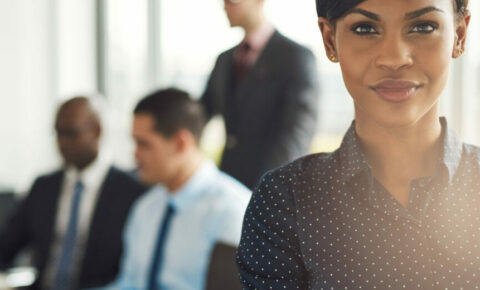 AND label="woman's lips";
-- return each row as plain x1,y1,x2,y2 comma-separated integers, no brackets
371,80,421,103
